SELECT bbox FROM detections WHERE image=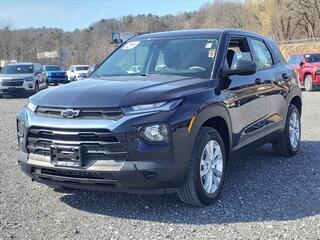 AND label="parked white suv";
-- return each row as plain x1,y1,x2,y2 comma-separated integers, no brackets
67,65,89,81
0,62,47,97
